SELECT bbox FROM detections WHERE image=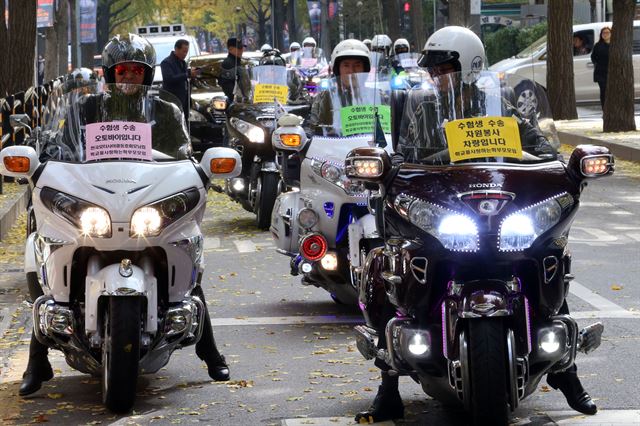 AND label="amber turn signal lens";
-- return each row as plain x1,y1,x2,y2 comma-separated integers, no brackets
210,158,236,174
281,134,301,147
582,156,610,176
353,159,382,177
3,156,30,173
